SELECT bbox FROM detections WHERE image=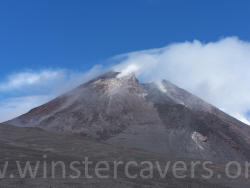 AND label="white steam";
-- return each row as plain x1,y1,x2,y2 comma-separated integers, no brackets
113,37,250,124
156,81,167,93
116,64,139,78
